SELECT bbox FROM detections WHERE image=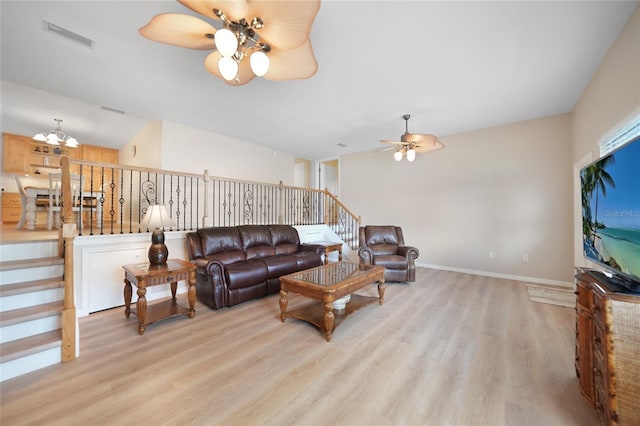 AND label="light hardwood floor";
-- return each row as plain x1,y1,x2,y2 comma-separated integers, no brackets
1,267,599,426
